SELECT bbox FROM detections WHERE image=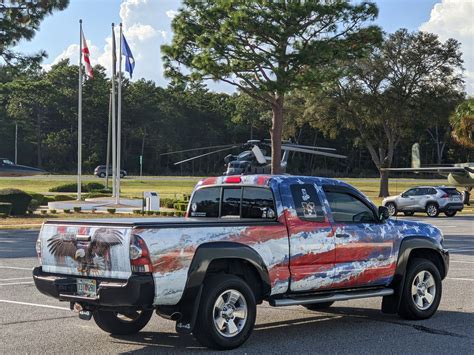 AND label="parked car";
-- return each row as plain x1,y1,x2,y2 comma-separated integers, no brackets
383,186,463,217
94,165,127,178
33,175,448,350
